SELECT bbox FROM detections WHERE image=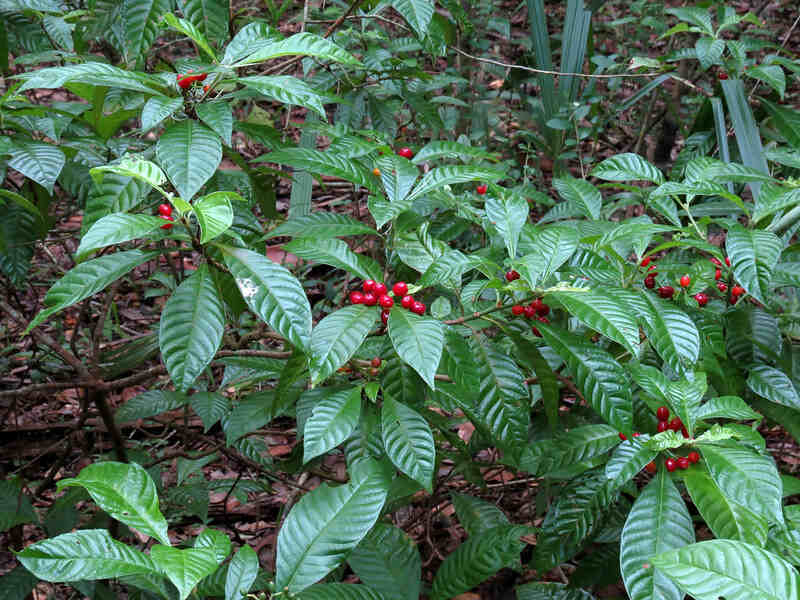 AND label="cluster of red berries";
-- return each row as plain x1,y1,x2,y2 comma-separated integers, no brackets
177,70,207,90
510,298,550,336
710,256,745,304
665,452,701,472
157,203,174,229
350,280,424,324
505,270,520,282
618,432,641,441
655,405,690,438
642,254,743,307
